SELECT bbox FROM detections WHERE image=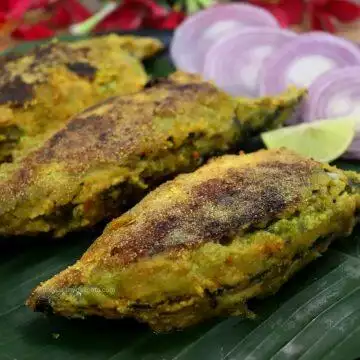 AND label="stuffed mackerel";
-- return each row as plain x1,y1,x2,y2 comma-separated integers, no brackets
0,72,304,237
0,34,163,163
27,149,360,331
